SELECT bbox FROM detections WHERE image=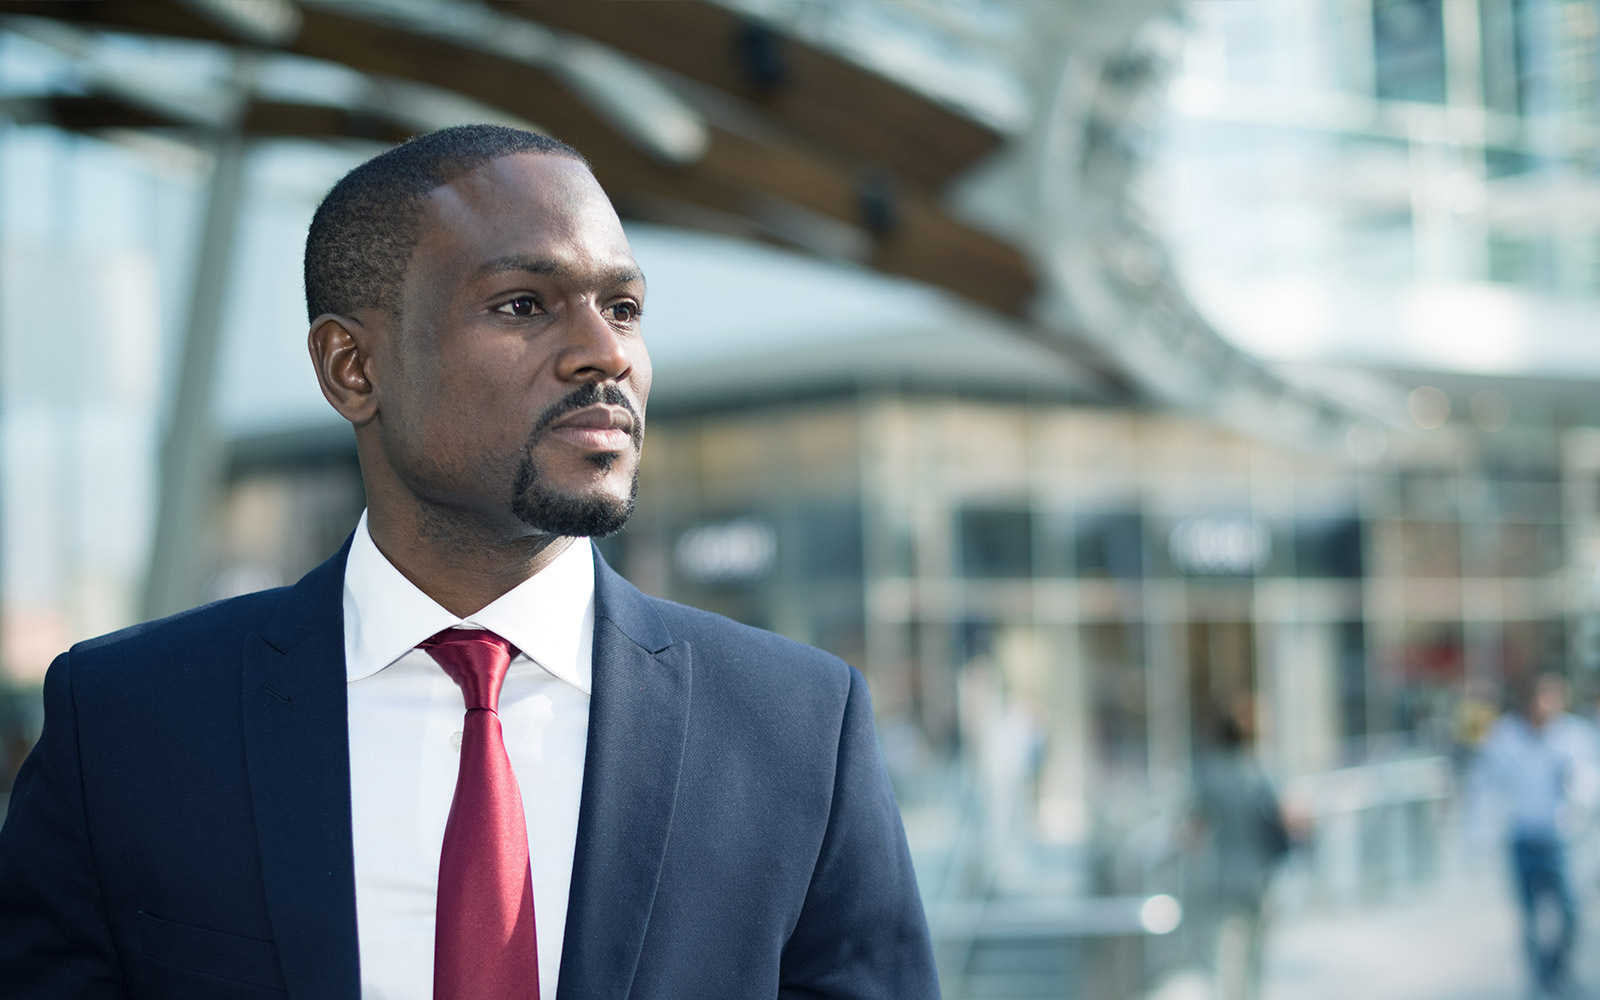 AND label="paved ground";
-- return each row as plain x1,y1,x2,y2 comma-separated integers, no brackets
1260,865,1600,1000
